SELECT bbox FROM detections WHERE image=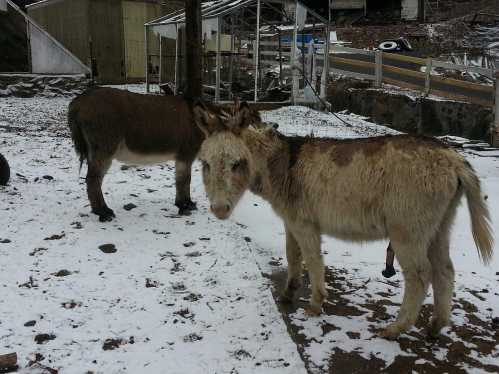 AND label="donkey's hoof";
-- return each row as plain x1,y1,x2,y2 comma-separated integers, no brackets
304,304,322,317
426,318,447,339
379,324,402,340
176,200,197,215
279,291,294,304
93,207,115,222
382,265,396,278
